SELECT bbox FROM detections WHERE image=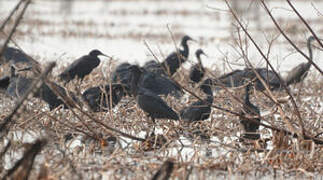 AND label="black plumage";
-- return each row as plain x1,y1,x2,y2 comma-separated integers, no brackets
138,68,182,98
59,49,108,83
111,62,132,94
143,60,166,75
189,49,206,84
6,66,78,110
0,75,10,91
1,46,32,65
129,65,179,123
217,69,248,87
180,78,213,122
249,68,282,91
285,36,315,86
6,66,33,98
161,35,193,76
35,82,79,110
82,84,127,112
240,84,261,140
